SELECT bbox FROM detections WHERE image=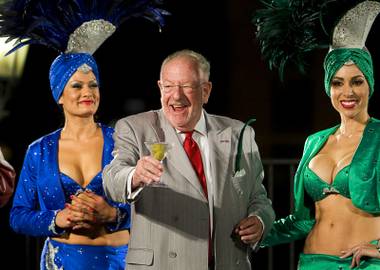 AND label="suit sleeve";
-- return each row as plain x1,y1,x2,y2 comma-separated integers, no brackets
103,118,140,203
10,145,64,237
245,127,276,239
